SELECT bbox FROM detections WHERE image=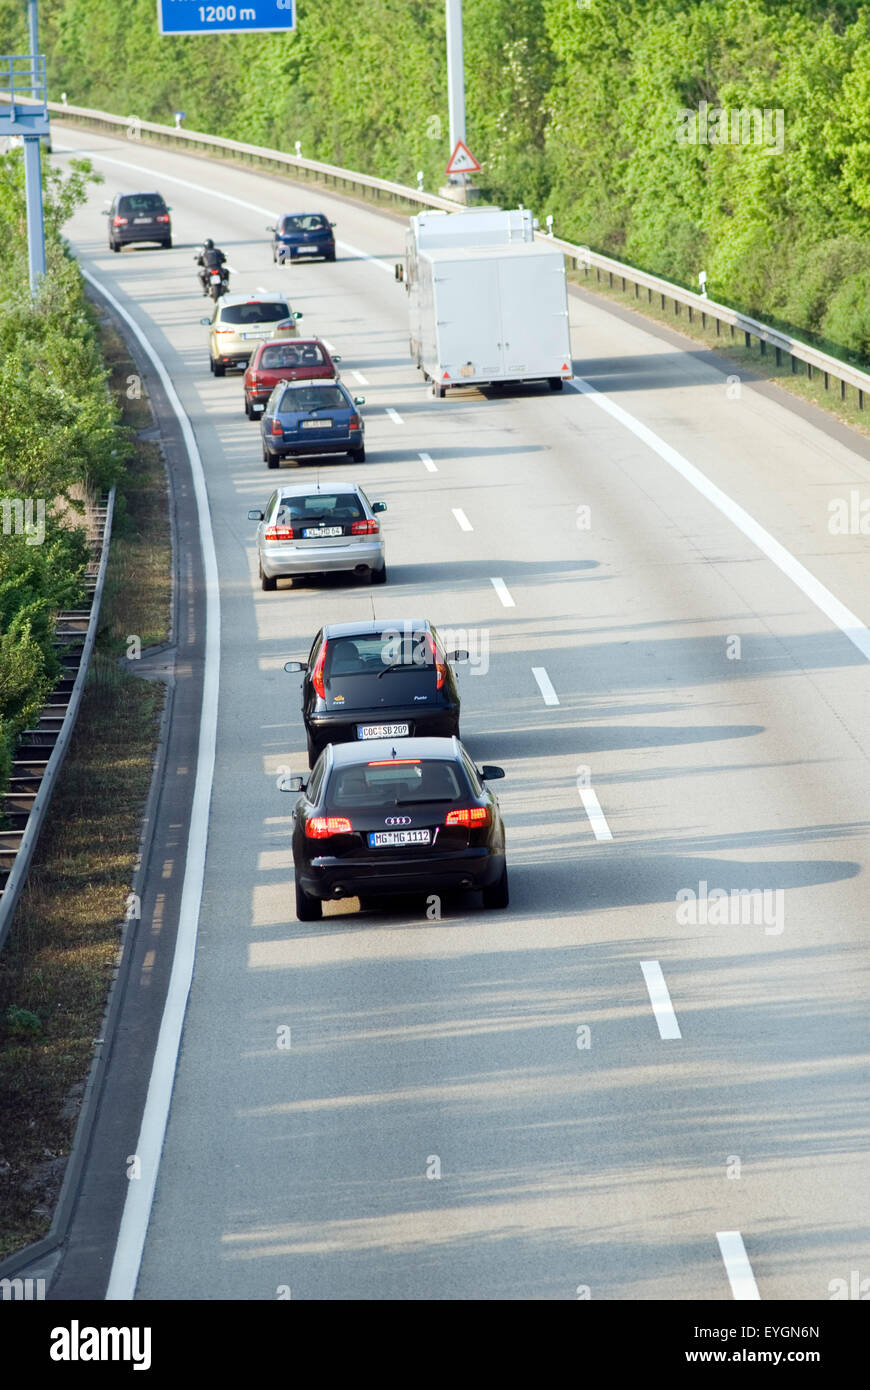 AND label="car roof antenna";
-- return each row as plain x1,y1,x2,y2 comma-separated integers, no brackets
369,593,377,624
